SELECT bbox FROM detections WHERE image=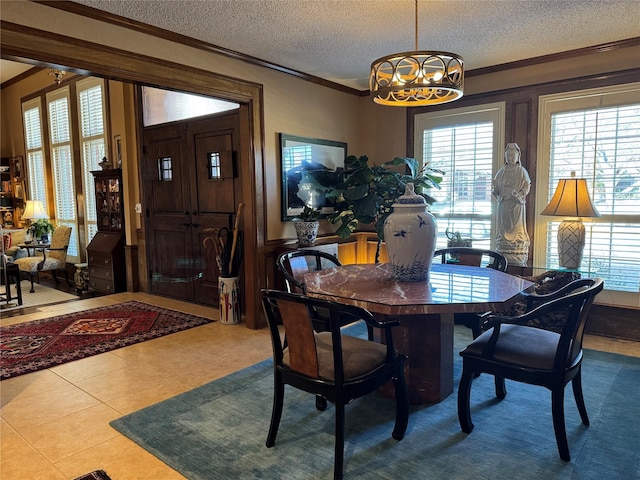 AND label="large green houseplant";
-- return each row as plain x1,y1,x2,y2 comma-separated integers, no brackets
323,155,443,262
